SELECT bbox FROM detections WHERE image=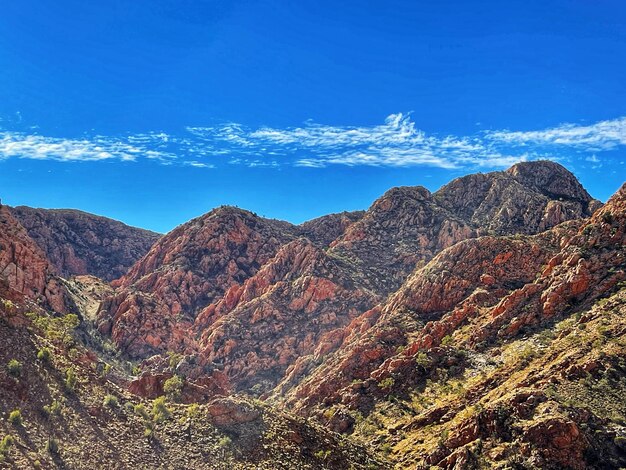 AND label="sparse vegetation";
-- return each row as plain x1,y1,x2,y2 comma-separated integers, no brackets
37,347,52,362
103,394,118,408
7,359,21,377
218,435,232,447
134,403,150,420
26,312,80,345
42,400,63,419
8,410,22,426
163,375,184,401
167,351,183,369
378,377,395,390
64,367,77,391
314,449,331,460
152,396,171,423
0,435,14,459
46,437,59,455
